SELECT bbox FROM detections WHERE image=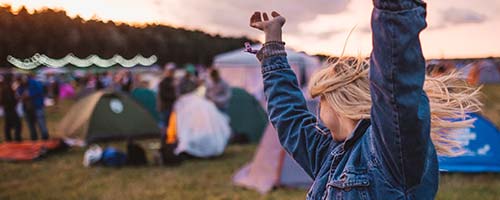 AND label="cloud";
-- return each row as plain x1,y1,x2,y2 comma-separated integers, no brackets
155,0,351,36
427,7,487,30
443,7,486,24
357,25,371,34
5,0,499,57
292,0,373,41
315,29,344,38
